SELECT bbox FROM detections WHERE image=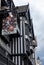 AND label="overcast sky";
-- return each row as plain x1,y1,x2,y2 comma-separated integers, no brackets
13,0,44,65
